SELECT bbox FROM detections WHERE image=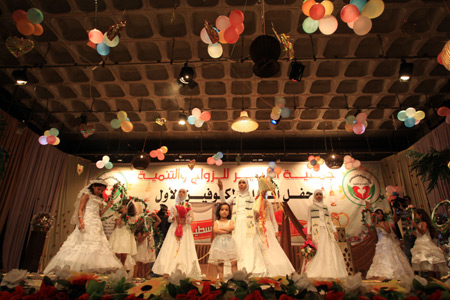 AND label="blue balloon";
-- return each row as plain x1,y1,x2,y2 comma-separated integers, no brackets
404,117,415,128
97,42,110,56
280,107,291,118
217,152,223,159
350,0,367,12
187,115,196,125
268,161,276,169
